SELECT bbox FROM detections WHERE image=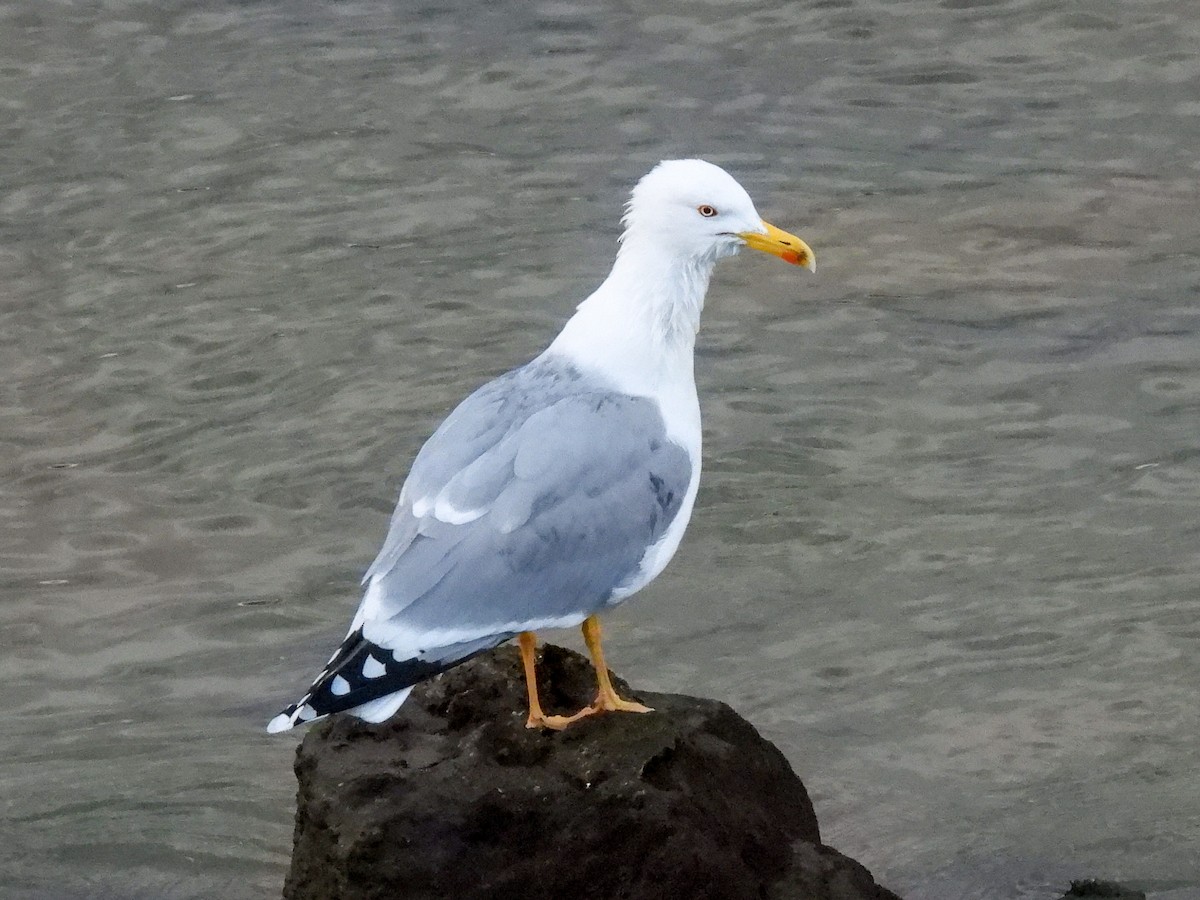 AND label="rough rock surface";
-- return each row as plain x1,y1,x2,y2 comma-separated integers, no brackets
283,644,903,900
1060,881,1147,899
